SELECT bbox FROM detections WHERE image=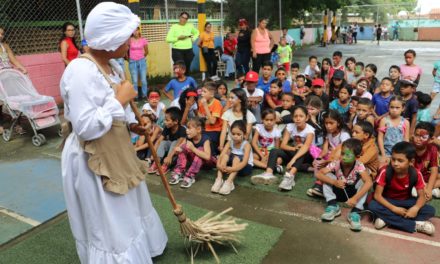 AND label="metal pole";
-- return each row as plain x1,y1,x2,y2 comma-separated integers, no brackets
255,0,258,28
164,0,169,30
221,0,224,49
279,0,282,30
75,0,84,41
376,5,379,25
